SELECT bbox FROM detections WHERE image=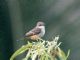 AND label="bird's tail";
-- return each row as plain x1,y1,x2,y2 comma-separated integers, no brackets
16,35,29,42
